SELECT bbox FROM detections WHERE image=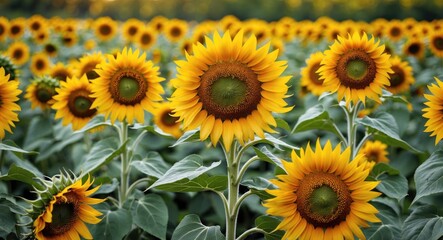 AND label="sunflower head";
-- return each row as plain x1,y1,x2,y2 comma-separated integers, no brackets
25,172,104,240
0,55,19,81
423,77,443,145
358,140,389,164
7,41,30,66
264,139,381,240
25,76,59,110
318,32,393,106
153,102,183,138
386,56,414,95
0,67,21,139
301,51,326,96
